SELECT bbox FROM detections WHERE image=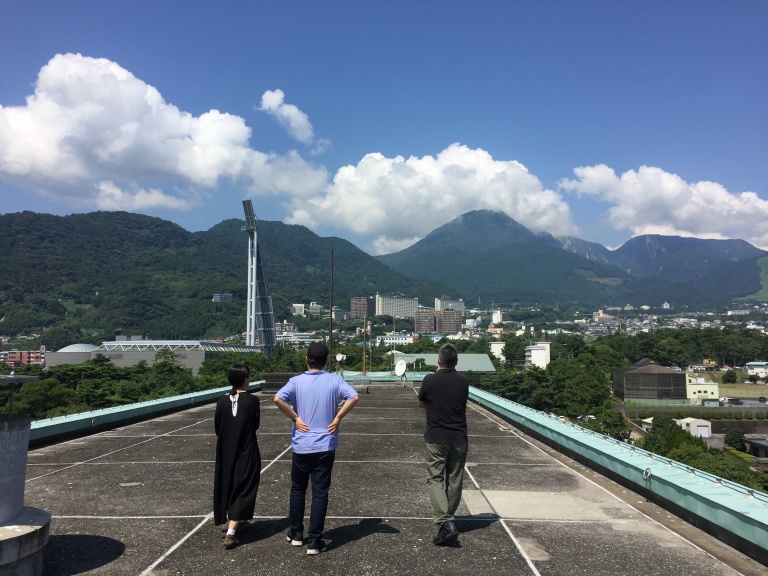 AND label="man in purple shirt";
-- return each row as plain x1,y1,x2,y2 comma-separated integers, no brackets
274,342,359,555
